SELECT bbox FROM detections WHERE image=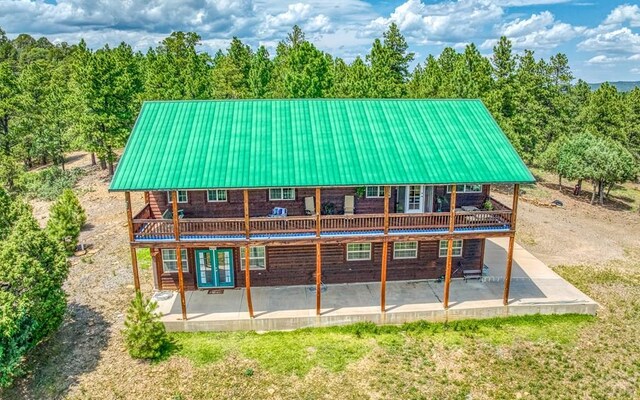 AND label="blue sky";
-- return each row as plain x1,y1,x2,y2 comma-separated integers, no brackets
2,0,639,82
